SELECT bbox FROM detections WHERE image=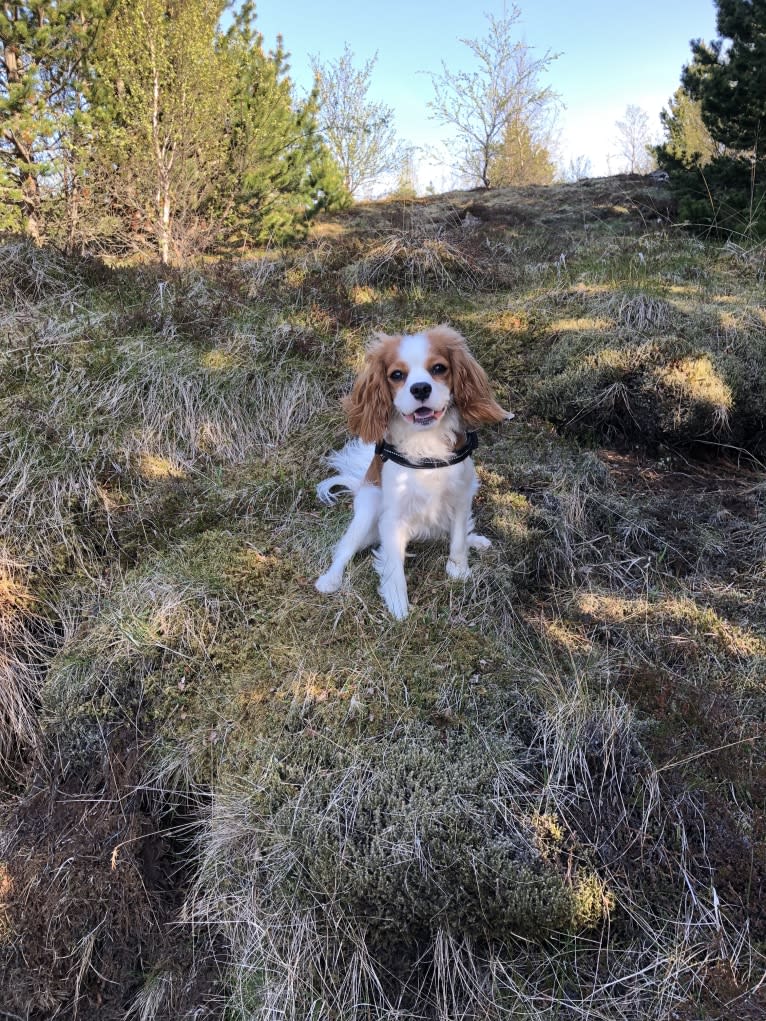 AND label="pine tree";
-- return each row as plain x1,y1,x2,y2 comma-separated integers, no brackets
0,1,105,241
656,87,720,168
216,3,348,244
683,0,766,155
491,116,555,186
660,0,766,237
2,0,348,255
